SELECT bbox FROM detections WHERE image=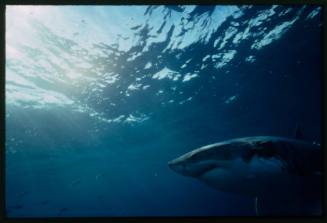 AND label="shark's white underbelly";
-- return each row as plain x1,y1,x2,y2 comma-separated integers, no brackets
199,157,322,215
199,157,321,198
